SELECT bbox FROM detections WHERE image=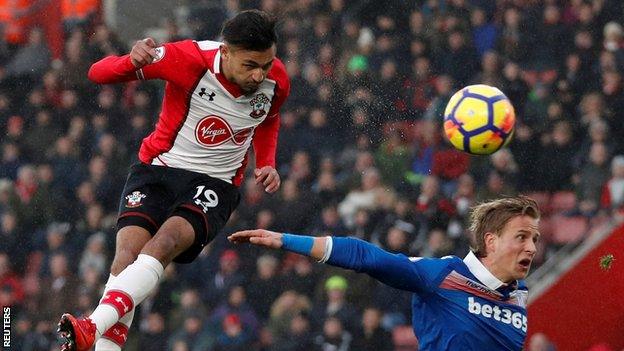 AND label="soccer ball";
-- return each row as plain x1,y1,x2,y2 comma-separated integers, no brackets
443,84,516,155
